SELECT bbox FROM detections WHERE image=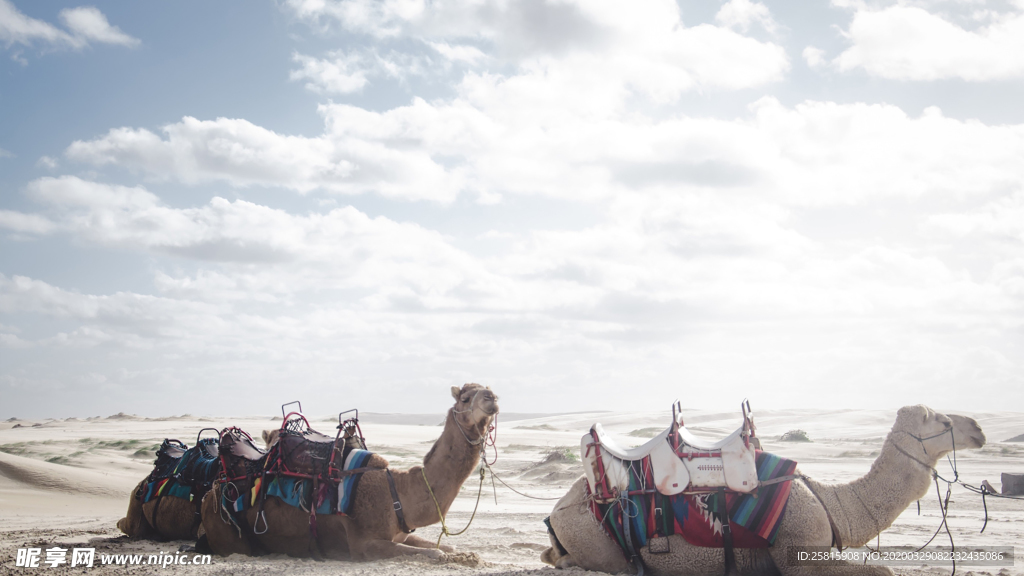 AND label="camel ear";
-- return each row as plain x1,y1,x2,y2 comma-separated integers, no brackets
451,386,462,400
262,430,271,444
